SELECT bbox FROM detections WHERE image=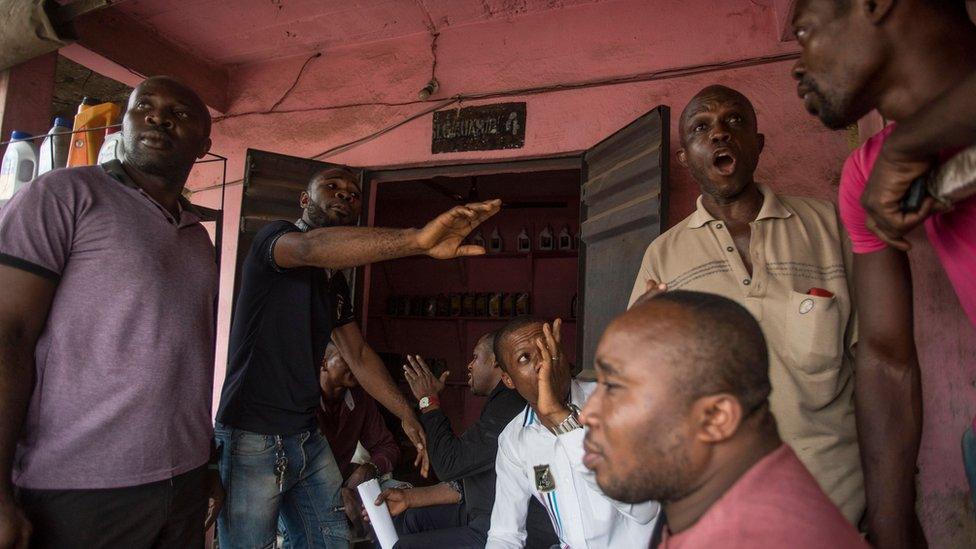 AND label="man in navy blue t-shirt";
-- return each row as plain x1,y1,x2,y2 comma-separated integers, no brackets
215,166,500,548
